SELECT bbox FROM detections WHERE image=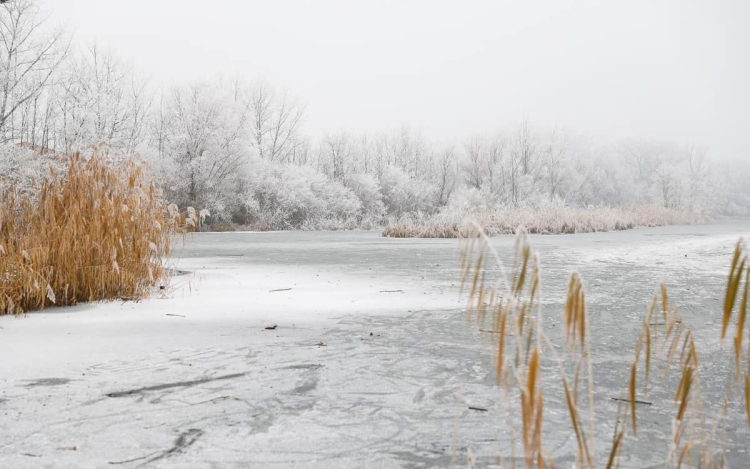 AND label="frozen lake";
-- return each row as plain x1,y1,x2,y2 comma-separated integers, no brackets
1,221,749,468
